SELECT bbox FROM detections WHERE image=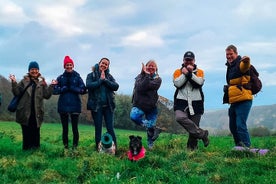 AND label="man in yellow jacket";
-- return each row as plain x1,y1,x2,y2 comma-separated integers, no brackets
224,45,253,147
